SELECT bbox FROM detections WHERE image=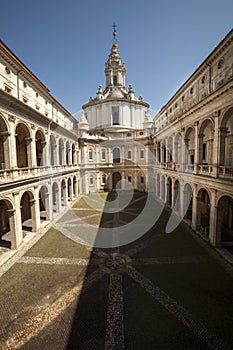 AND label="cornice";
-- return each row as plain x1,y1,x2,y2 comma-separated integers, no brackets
82,97,149,109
